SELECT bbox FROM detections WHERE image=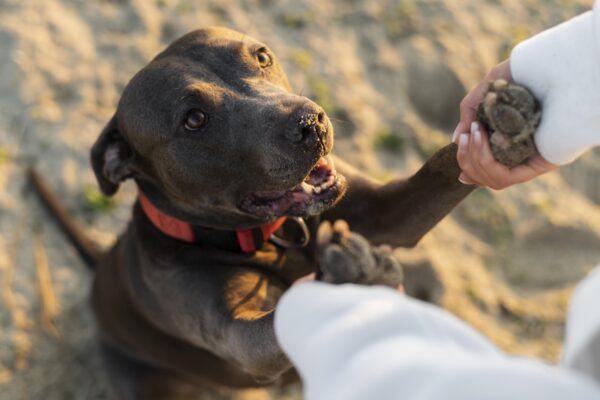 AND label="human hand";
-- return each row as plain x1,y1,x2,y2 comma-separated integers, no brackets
453,60,557,189
456,121,557,189
452,60,512,143
292,272,316,286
